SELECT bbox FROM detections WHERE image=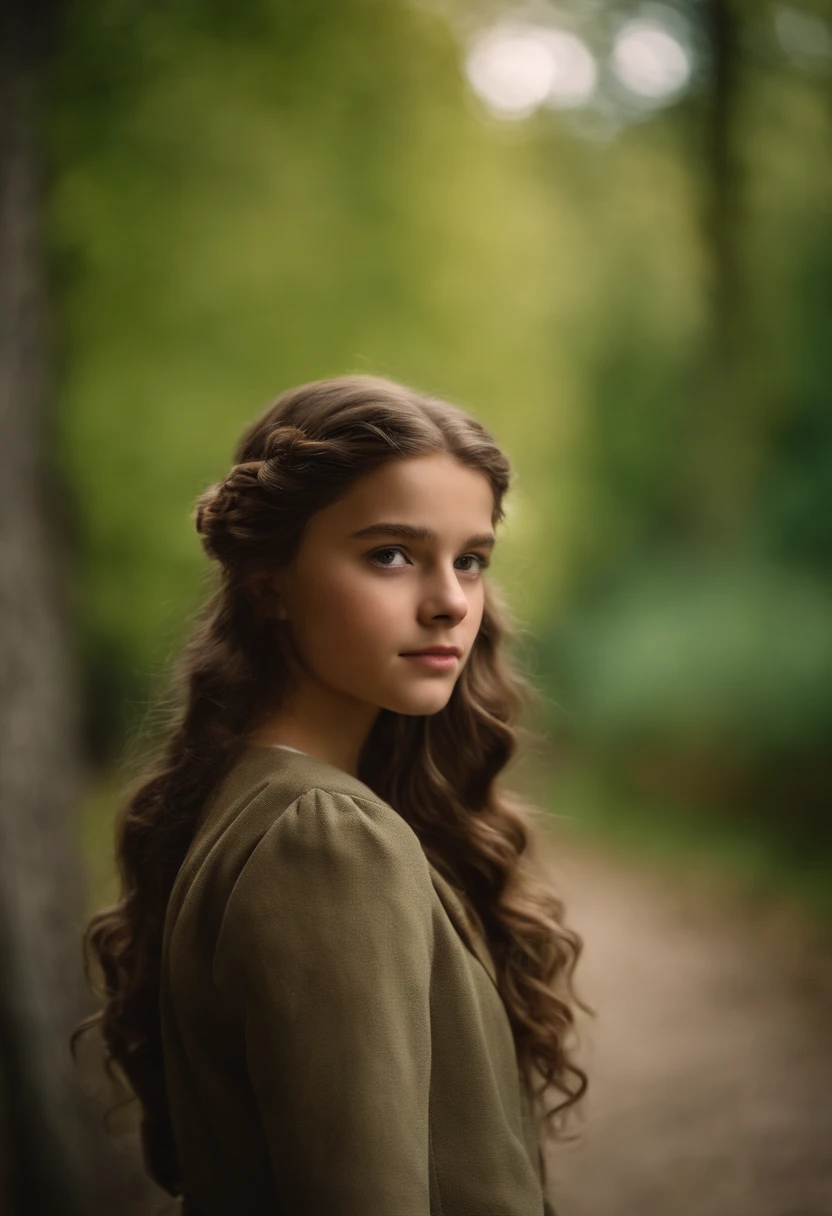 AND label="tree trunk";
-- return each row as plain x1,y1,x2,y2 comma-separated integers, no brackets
0,3,99,1212
686,0,748,545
